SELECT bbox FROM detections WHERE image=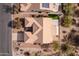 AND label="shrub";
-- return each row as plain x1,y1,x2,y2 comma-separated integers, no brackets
52,41,60,52
62,15,72,27
24,52,30,56
13,17,22,29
